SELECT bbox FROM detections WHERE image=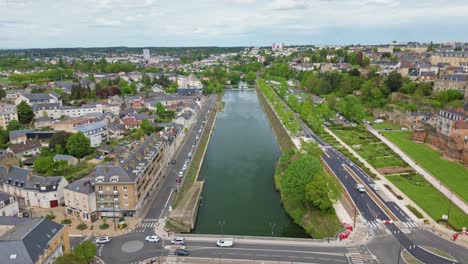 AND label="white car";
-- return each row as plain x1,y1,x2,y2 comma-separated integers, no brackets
370,184,380,191
96,236,111,244
178,171,184,177
356,184,366,193
182,164,188,170
171,237,186,245
145,235,160,243
216,239,233,247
